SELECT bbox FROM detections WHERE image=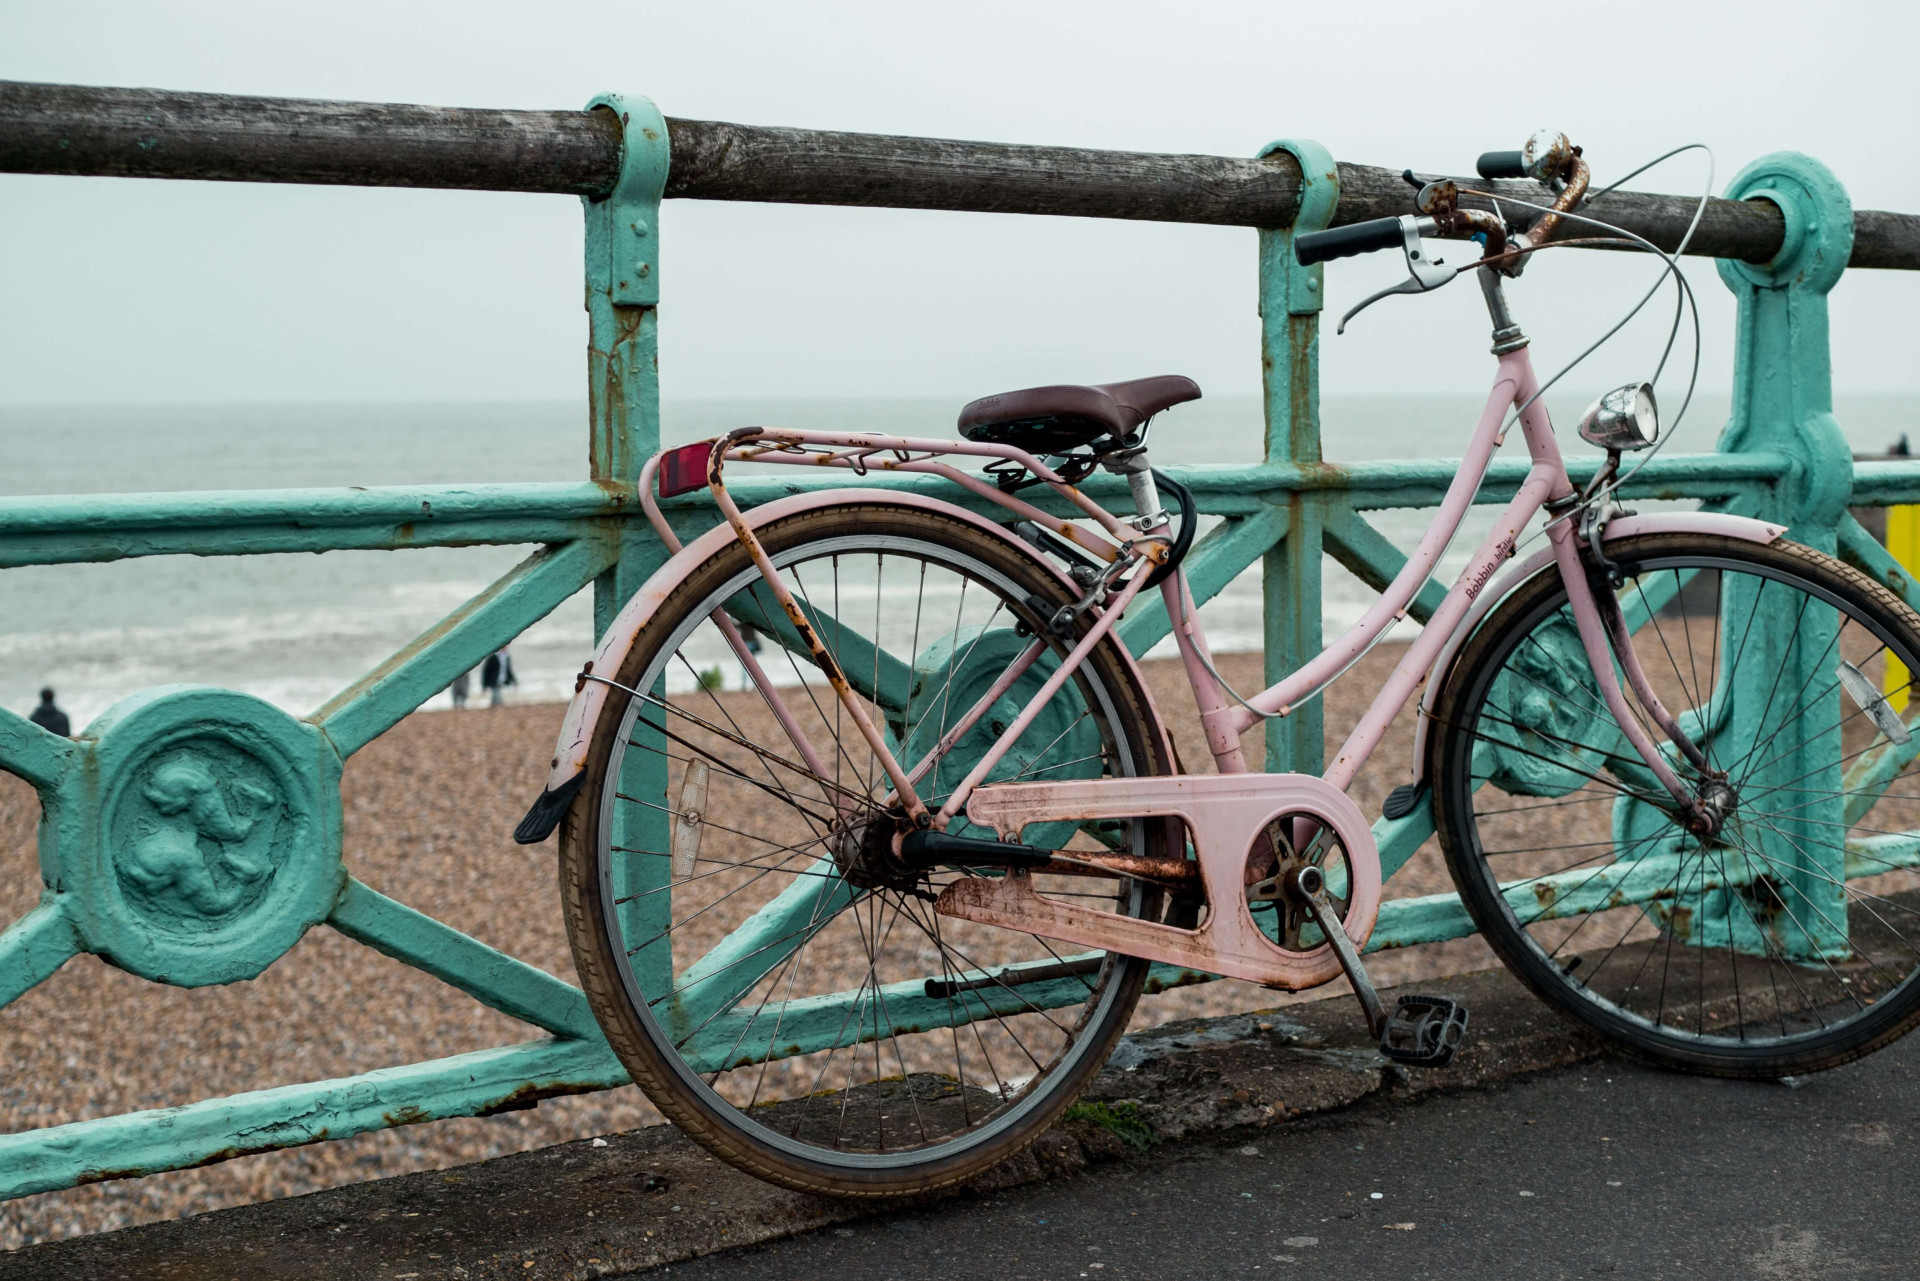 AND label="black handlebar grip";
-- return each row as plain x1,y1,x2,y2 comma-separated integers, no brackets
1293,217,1404,267
1476,150,1528,180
